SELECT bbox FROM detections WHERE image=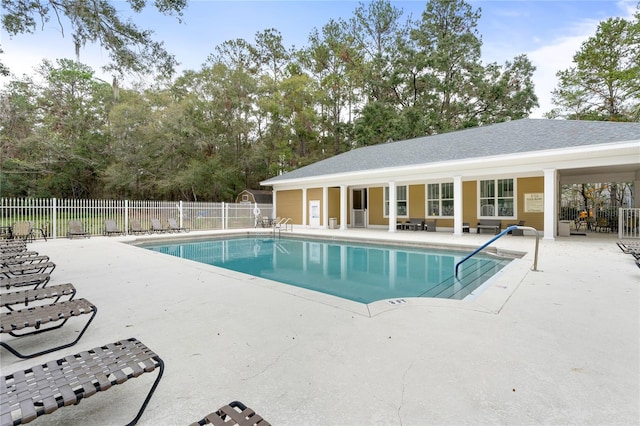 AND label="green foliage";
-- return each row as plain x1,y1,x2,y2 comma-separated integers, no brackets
2,0,542,201
1,0,186,76
548,12,640,121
